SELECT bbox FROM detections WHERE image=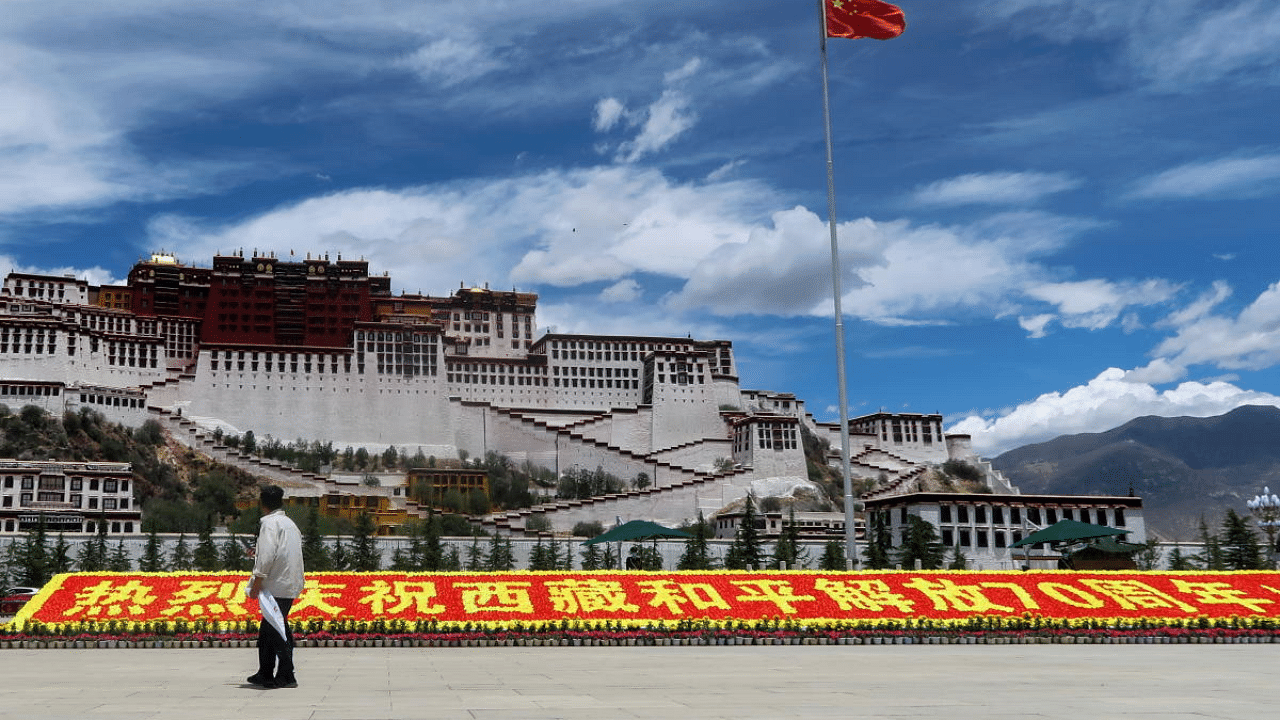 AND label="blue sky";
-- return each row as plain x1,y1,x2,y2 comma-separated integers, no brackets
4,0,1280,457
